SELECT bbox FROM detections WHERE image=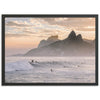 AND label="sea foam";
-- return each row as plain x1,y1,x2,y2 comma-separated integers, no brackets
5,60,33,72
